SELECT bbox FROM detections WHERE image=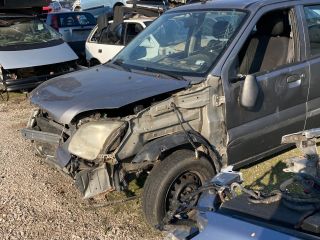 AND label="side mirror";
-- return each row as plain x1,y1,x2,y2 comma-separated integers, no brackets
240,75,259,109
